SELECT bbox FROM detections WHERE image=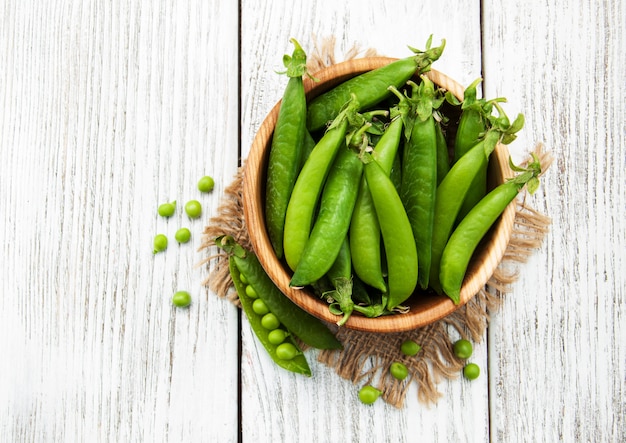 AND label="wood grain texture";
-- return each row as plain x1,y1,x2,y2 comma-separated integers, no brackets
0,0,240,441
482,0,626,442
3,0,623,442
